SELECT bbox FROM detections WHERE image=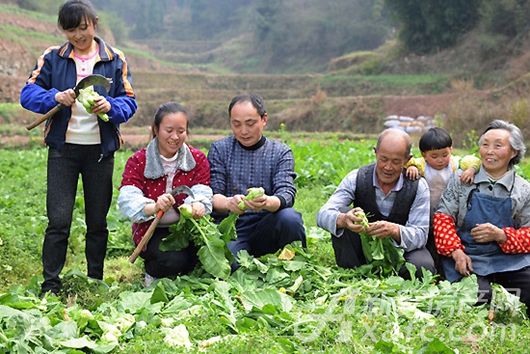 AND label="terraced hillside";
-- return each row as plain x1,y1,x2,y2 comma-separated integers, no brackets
1,3,530,142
